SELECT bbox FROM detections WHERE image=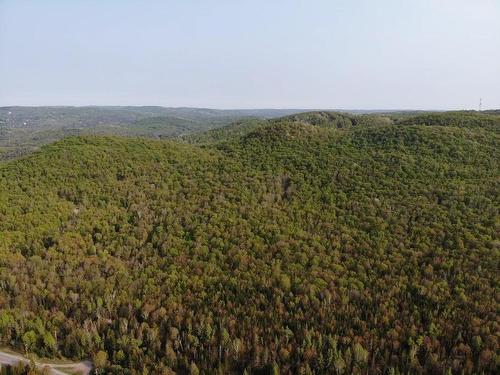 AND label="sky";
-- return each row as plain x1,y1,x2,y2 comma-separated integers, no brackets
0,0,499,110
